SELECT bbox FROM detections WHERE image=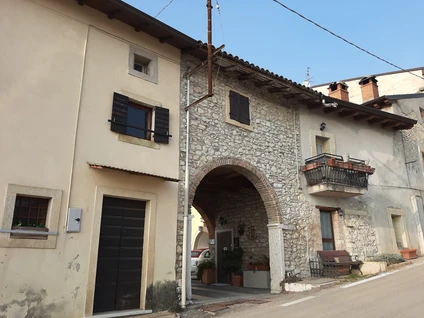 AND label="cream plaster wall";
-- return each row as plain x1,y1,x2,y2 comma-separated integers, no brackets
0,0,180,317
298,106,422,256
313,68,424,104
